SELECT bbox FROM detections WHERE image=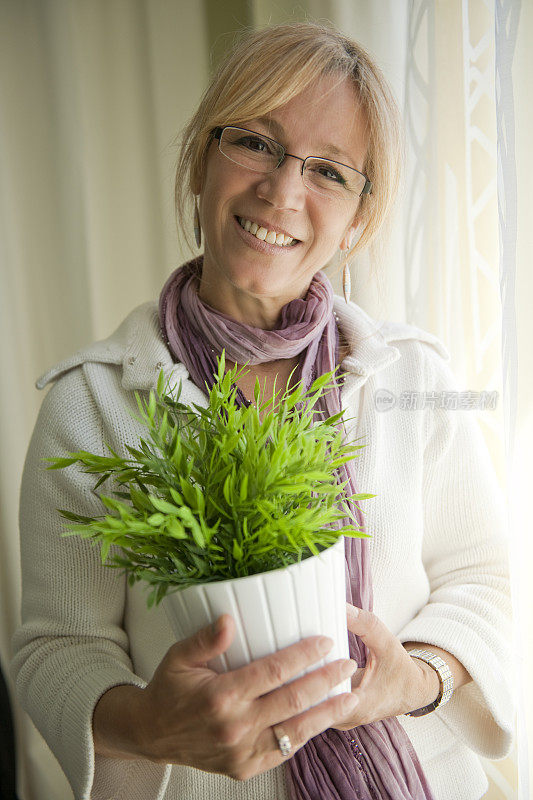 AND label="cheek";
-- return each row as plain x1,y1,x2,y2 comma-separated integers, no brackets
308,214,345,254
203,171,255,222
306,201,354,251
